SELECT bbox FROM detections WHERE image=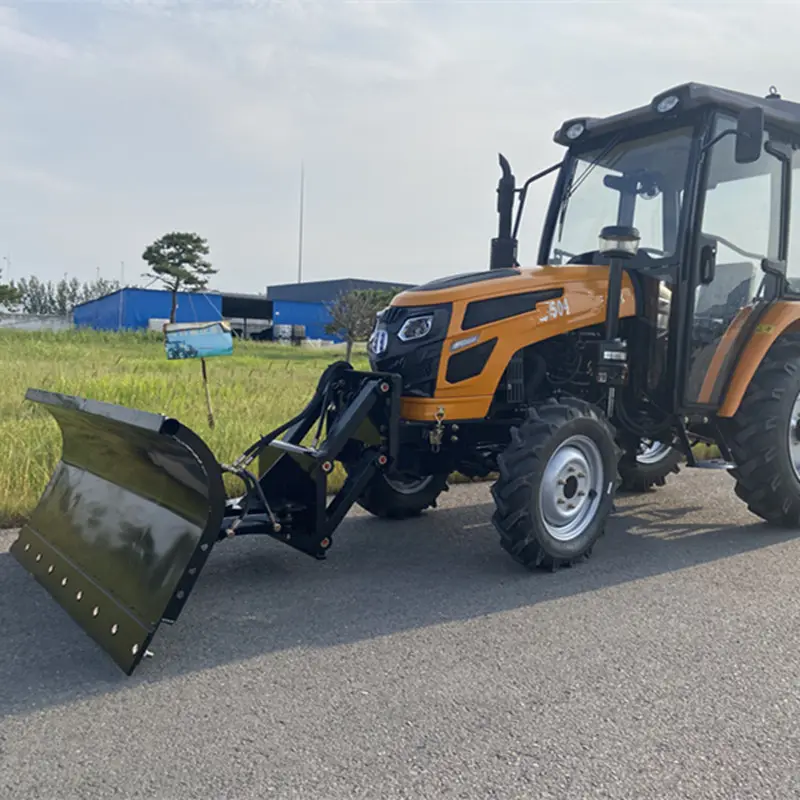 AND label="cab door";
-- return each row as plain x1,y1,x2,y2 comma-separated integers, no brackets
681,114,786,410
